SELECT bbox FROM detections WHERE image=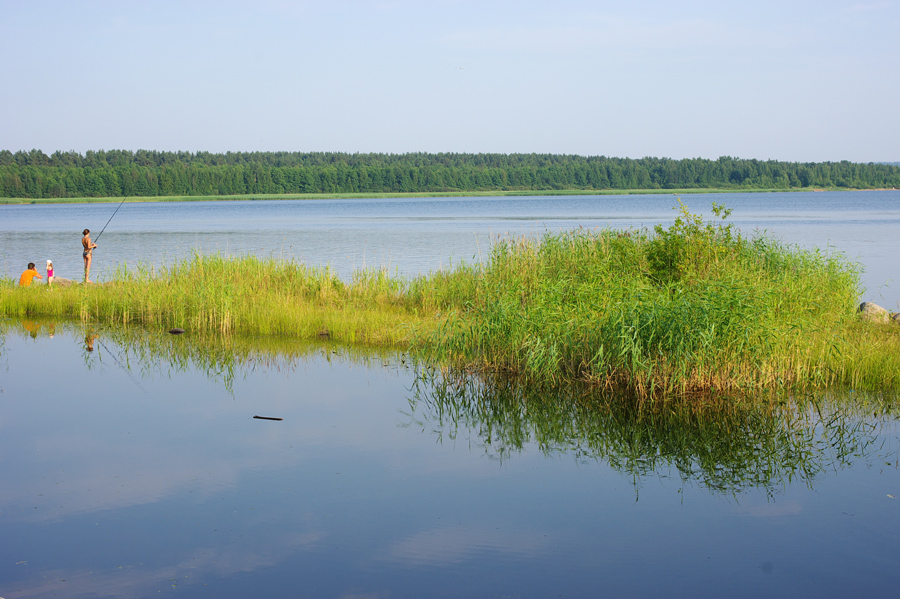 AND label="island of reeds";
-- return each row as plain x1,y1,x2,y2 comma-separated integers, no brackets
3,202,900,402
